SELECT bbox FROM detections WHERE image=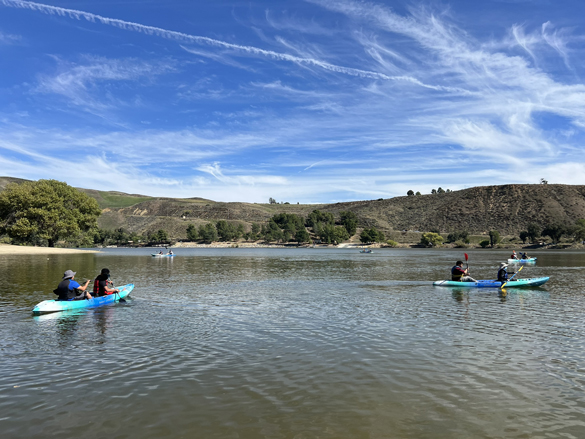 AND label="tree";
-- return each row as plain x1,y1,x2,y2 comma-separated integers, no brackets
186,224,198,241
489,230,500,247
527,223,540,243
519,231,529,244
251,223,261,238
541,224,566,244
339,211,358,236
360,227,384,243
306,210,334,228
431,189,437,194
269,197,277,204
295,228,310,243
420,232,443,247
216,220,238,241
540,178,548,184
447,231,469,243
198,223,218,243
437,187,445,194
0,179,101,247
407,190,414,196
415,191,421,196
479,240,490,248
575,219,585,242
